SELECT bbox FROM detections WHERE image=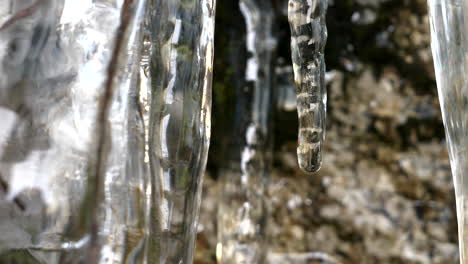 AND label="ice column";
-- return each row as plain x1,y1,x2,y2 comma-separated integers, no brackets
288,0,328,173
217,0,276,263
428,0,468,263
0,0,149,263
144,0,216,263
